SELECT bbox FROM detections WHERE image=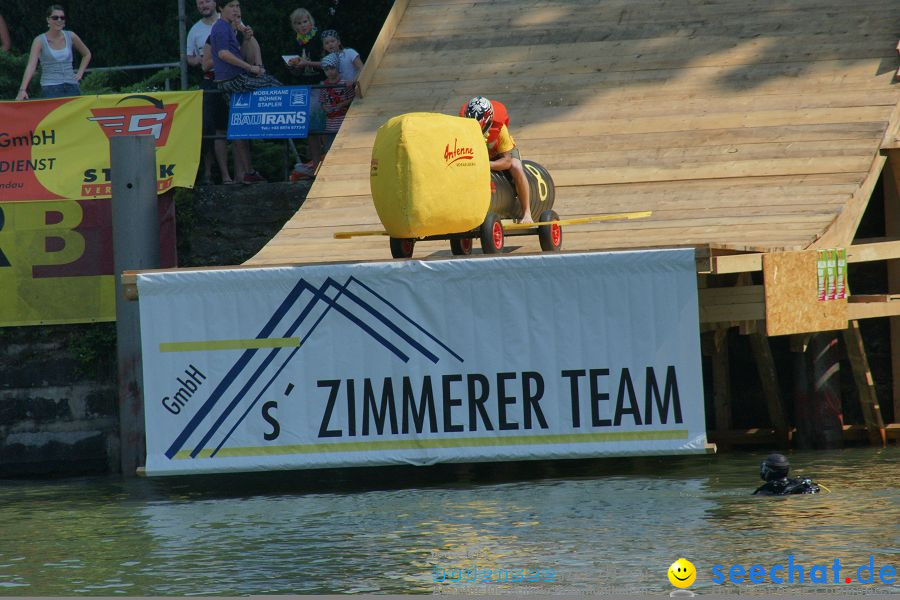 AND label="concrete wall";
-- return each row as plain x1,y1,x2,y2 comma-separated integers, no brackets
0,181,310,477
0,325,119,476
